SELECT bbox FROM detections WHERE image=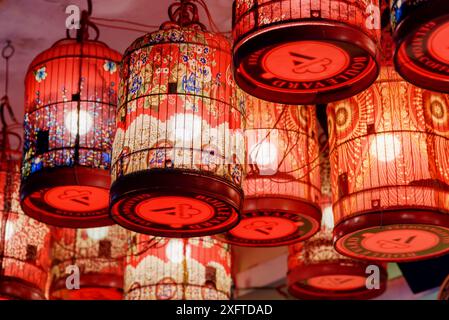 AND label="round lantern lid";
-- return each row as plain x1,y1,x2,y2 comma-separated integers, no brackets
392,0,449,93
